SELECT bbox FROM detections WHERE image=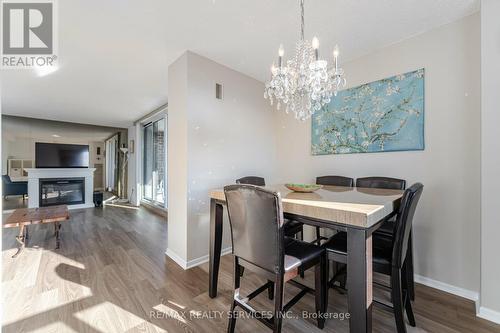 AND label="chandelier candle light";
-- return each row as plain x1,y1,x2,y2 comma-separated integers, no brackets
264,0,346,121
